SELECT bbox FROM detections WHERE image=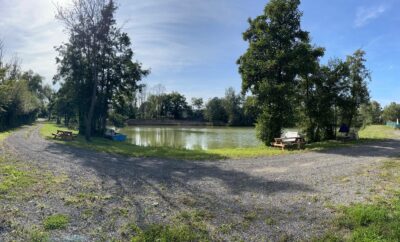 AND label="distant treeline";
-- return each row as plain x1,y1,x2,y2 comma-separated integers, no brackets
131,86,259,127
0,40,51,131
